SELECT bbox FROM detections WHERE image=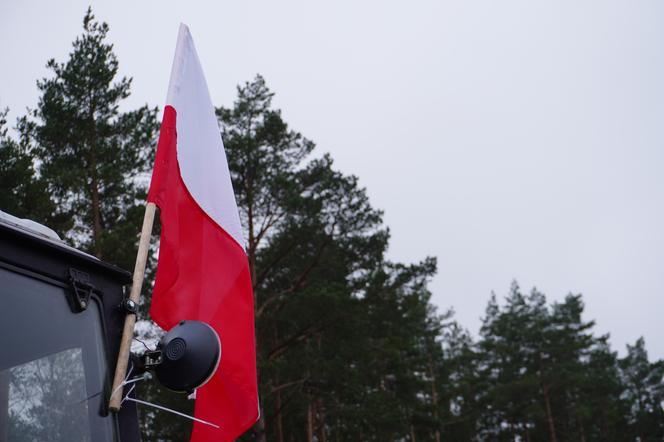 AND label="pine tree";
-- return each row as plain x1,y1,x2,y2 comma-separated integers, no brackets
620,337,664,440
218,76,444,442
437,321,479,441
478,283,542,441
543,294,597,441
0,108,58,224
580,339,629,441
18,7,158,267
469,283,664,442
